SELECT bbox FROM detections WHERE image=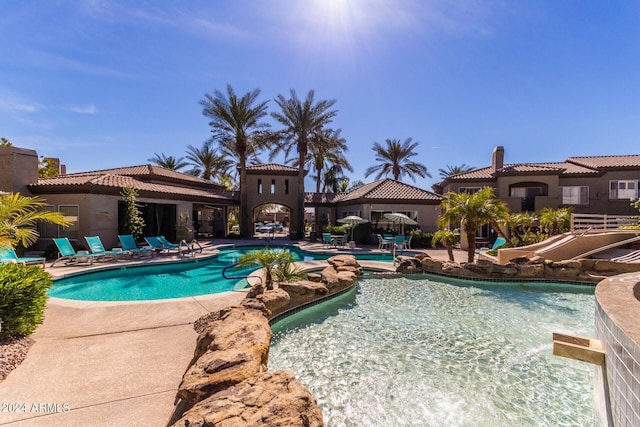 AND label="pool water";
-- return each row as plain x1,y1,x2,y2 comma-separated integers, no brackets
48,245,395,301
269,275,596,426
